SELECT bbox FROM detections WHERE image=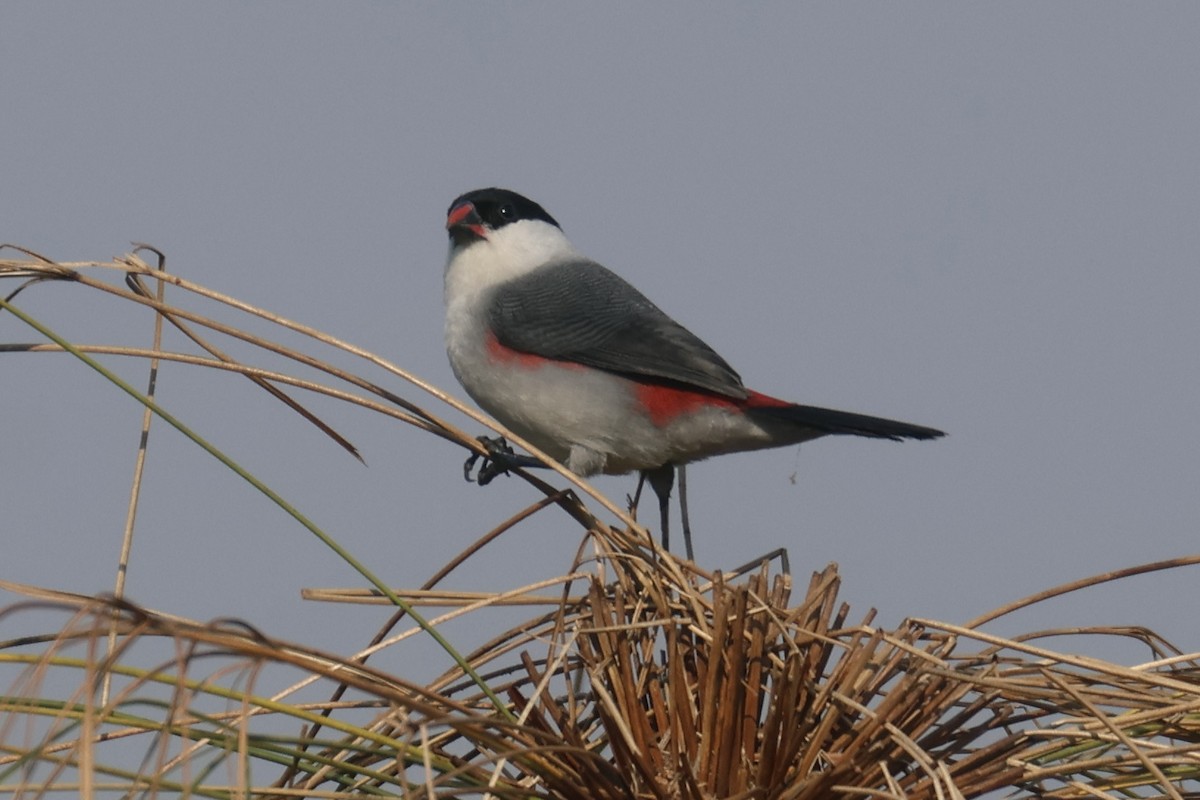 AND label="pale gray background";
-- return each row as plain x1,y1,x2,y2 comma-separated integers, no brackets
4,4,1199,671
